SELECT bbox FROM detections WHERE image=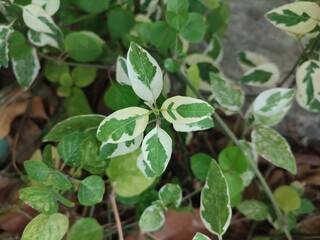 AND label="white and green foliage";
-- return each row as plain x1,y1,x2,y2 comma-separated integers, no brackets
240,63,279,87
252,88,295,126
158,183,182,208
200,160,231,239
139,204,165,232
68,218,103,240
0,26,13,68
237,51,269,72
237,200,269,221
116,56,131,85
204,34,224,63
296,60,320,112
78,176,105,206
209,72,244,112
173,117,214,132
192,232,211,240
32,0,60,16
21,213,68,240
252,125,297,174
265,1,320,35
